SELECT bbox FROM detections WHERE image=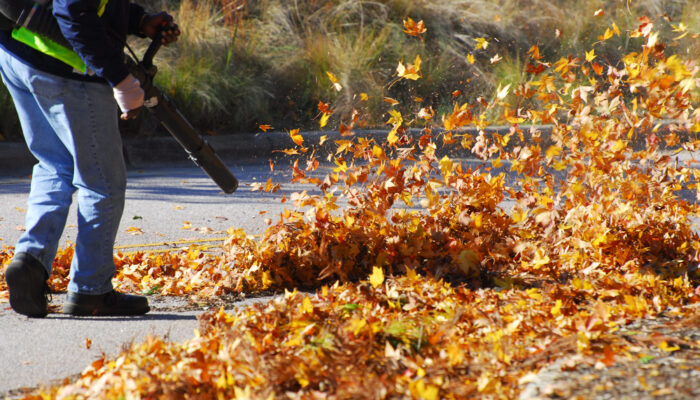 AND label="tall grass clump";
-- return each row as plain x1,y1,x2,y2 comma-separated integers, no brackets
133,0,273,133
